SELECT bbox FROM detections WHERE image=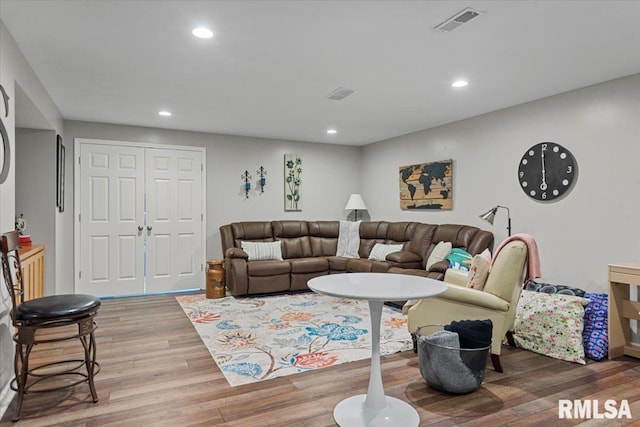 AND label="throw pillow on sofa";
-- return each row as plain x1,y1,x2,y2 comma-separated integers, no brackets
466,249,491,290
241,241,283,261
426,241,452,270
446,248,472,271
368,243,404,261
